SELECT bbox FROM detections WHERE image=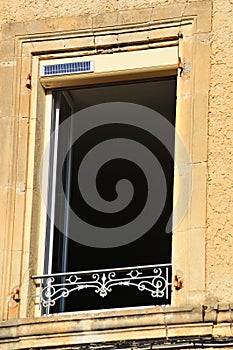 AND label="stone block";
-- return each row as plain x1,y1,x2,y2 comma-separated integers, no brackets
149,27,178,42
67,15,93,31
11,190,26,252
194,34,211,93
217,310,232,323
15,118,29,184
0,64,15,118
0,187,9,250
7,300,19,321
2,22,25,40
165,307,202,325
0,118,14,186
95,34,118,47
213,324,233,337
186,2,212,33
190,163,207,228
167,323,213,338
92,11,119,28
0,40,15,58
118,31,149,45
118,8,152,25
192,91,208,162
9,251,22,289
203,306,217,323
187,228,206,291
